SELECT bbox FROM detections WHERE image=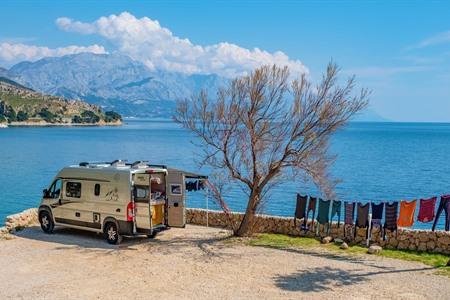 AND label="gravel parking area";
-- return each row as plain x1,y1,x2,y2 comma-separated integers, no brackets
0,225,449,299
